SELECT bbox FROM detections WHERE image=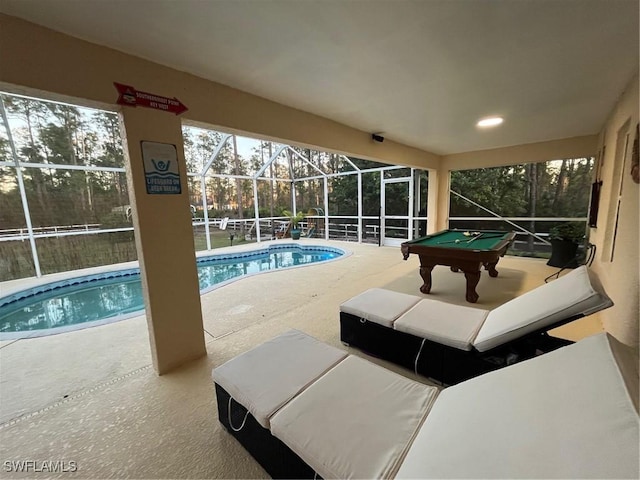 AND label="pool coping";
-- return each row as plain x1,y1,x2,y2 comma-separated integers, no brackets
0,241,352,340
